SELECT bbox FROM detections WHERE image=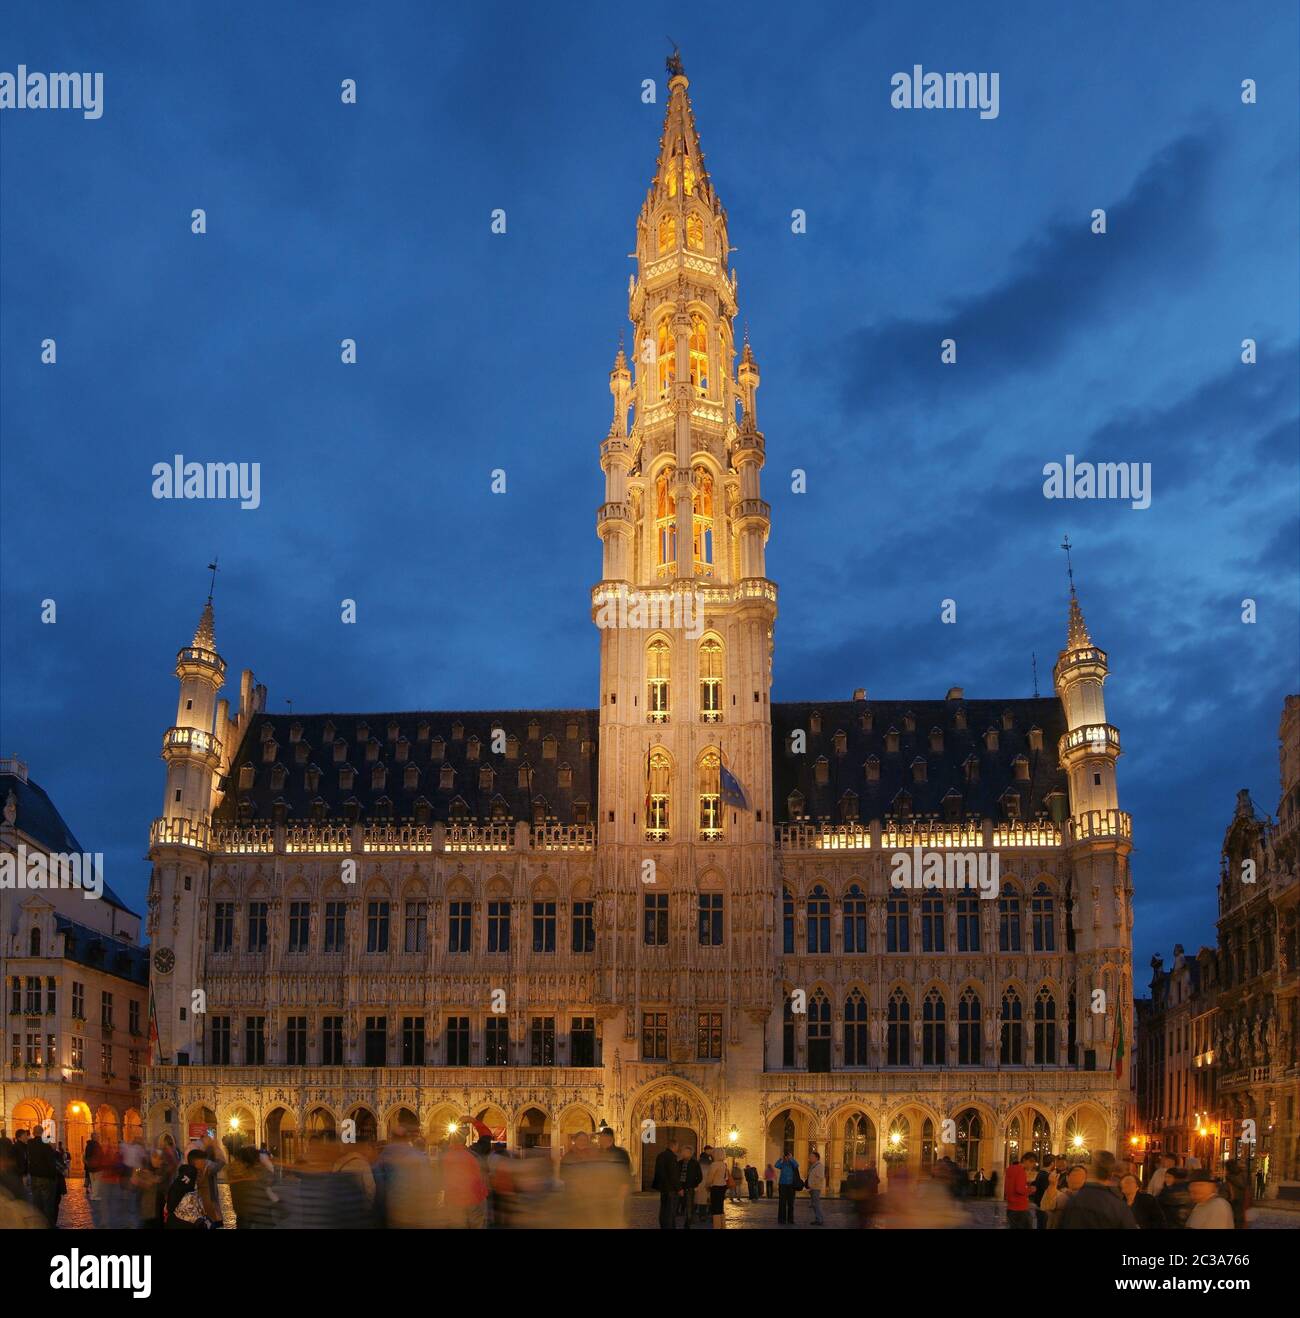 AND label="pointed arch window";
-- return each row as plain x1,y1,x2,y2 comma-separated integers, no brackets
808,990,831,1072
920,894,945,951
686,212,704,250
656,321,676,397
657,214,675,254
887,987,911,1066
955,1110,982,1170
956,894,981,952
1000,988,1024,1065
699,636,723,721
843,884,867,953
692,466,714,574
958,987,982,1065
922,986,946,1065
688,314,709,394
646,750,671,840
1031,882,1056,951
1033,986,1057,1064
844,989,869,1066
654,469,676,573
806,885,830,953
683,159,696,195
698,748,722,840
1031,1114,1052,1159
646,638,671,723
